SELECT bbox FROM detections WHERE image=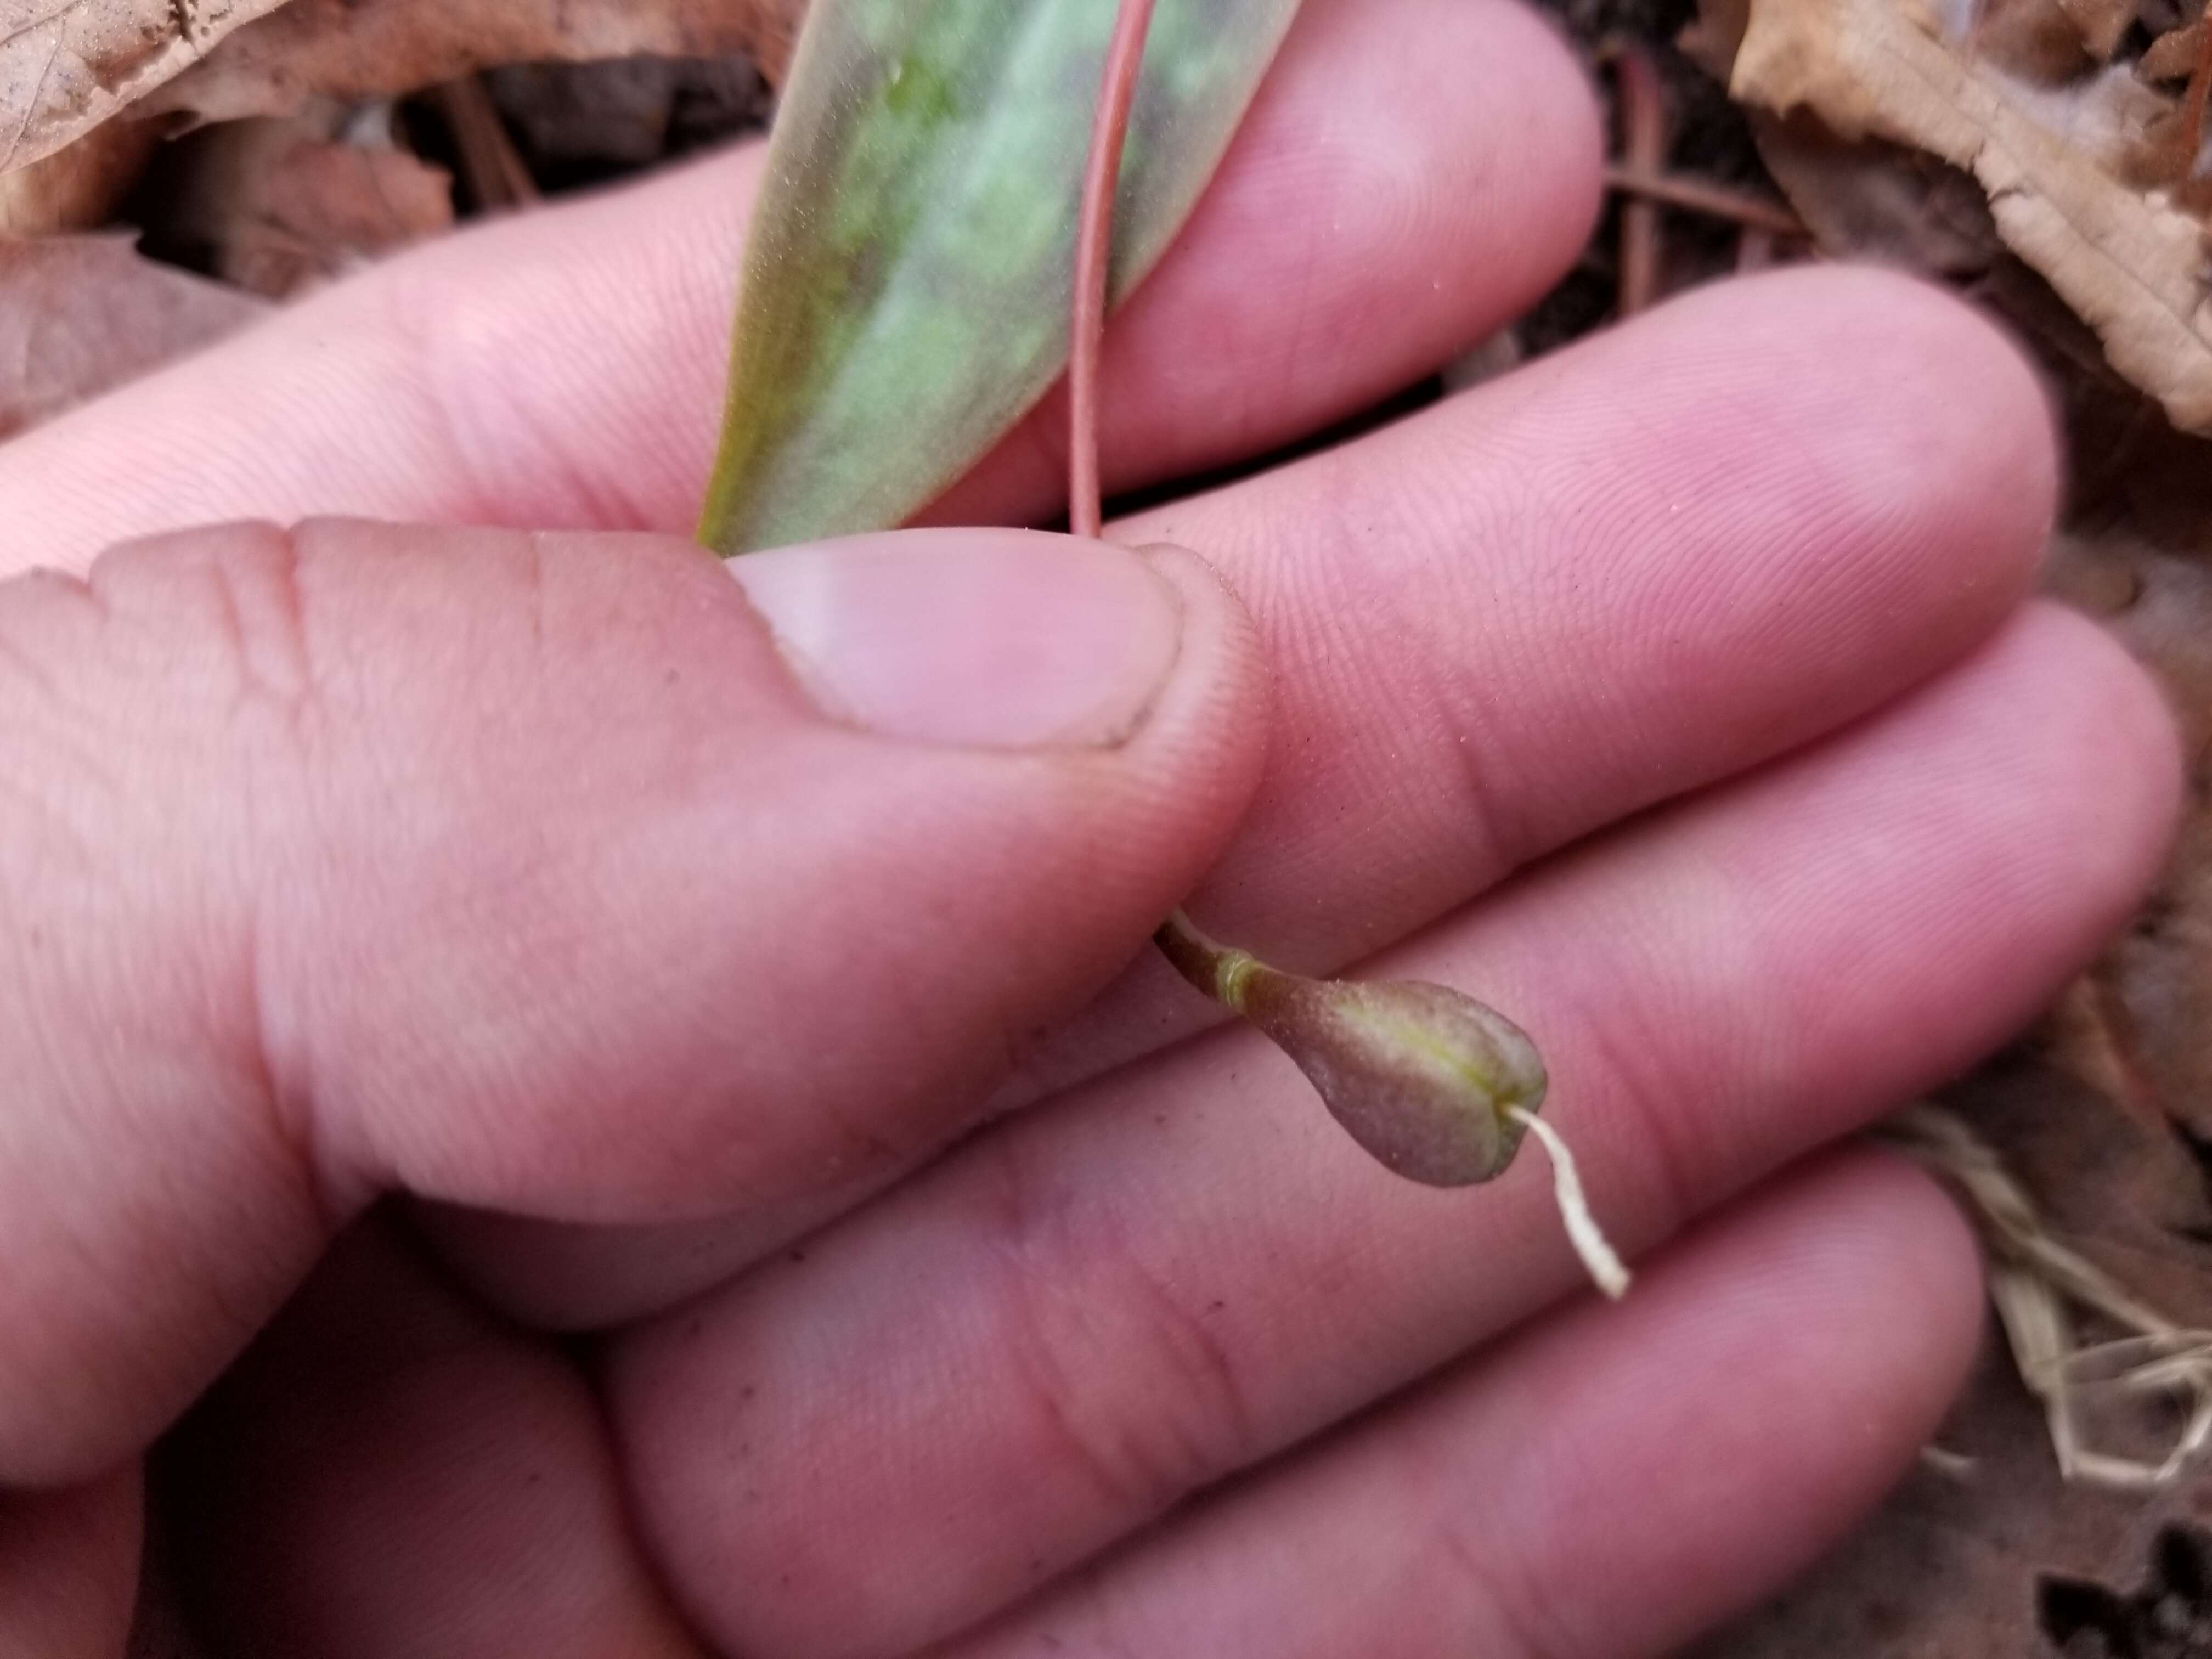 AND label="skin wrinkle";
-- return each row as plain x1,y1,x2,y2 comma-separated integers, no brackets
1084,1581,1152,1659
1391,1322,1650,1659
1540,962,1704,1254
1109,1251,1257,1489
1416,1453,1570,1659
975,1133,1207,1522
242,887,355,1238
0,574,173,876
364,262,517,533
95,530,348,1235
520,529,551,663
172,533,341,1207
951,1558,1145,1659
1383,584,1541,885
201,527,314,721
1231,462,1527,936
375,182,749,539
927,1159,1990,1659
465,330,668,535
0,758,98,876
